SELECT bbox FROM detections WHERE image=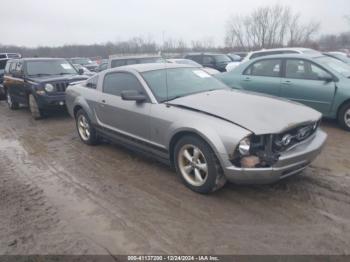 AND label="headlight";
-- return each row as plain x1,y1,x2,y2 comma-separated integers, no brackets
238,137,251,156
45,83,55,92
